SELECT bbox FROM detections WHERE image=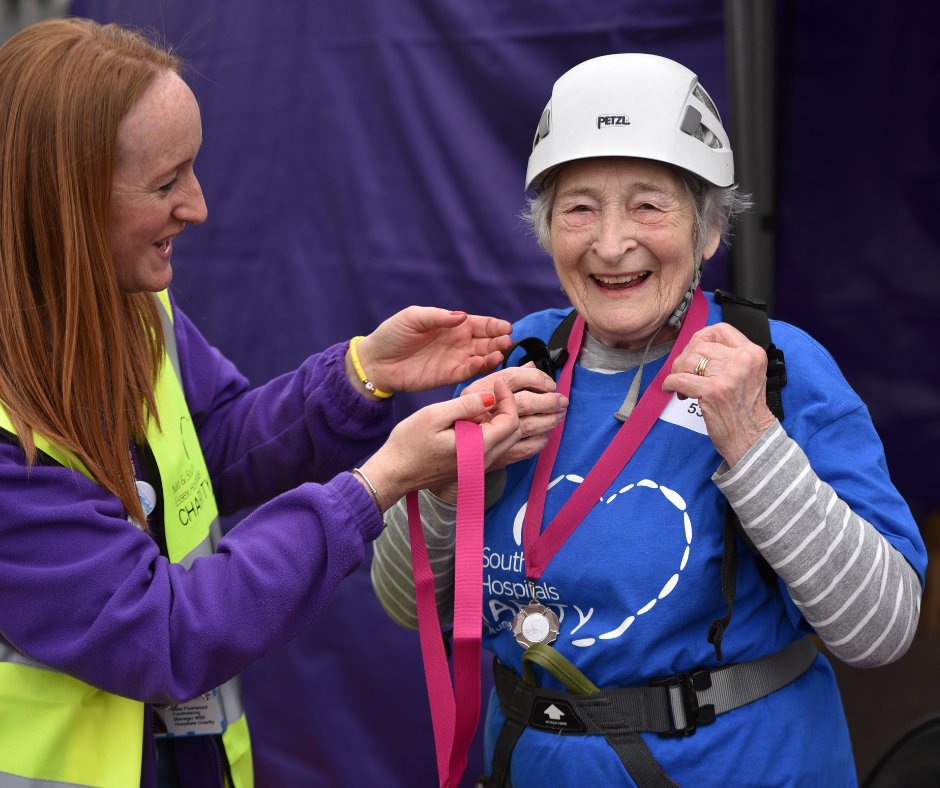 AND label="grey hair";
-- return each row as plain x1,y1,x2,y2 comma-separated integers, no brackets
521,163,752,261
